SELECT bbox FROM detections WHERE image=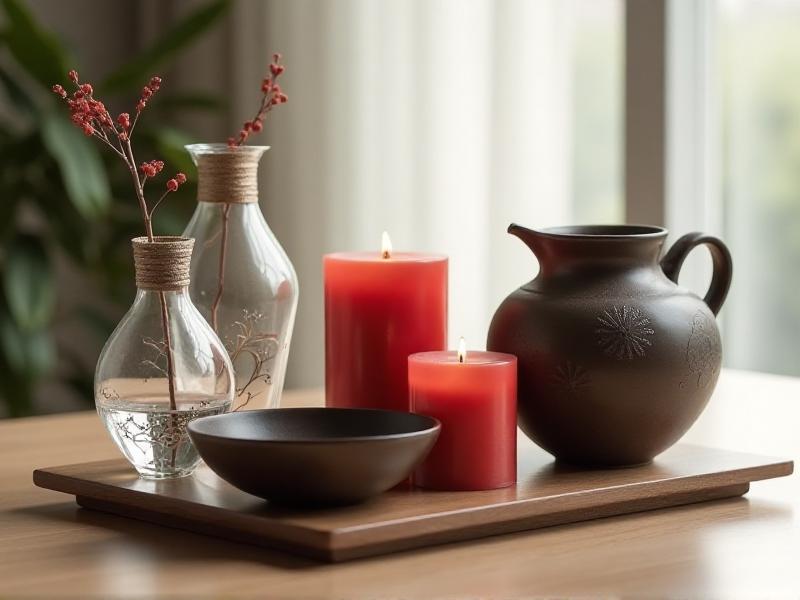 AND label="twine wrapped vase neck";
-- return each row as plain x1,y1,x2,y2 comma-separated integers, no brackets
186,143,269,204
132,236,194,291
